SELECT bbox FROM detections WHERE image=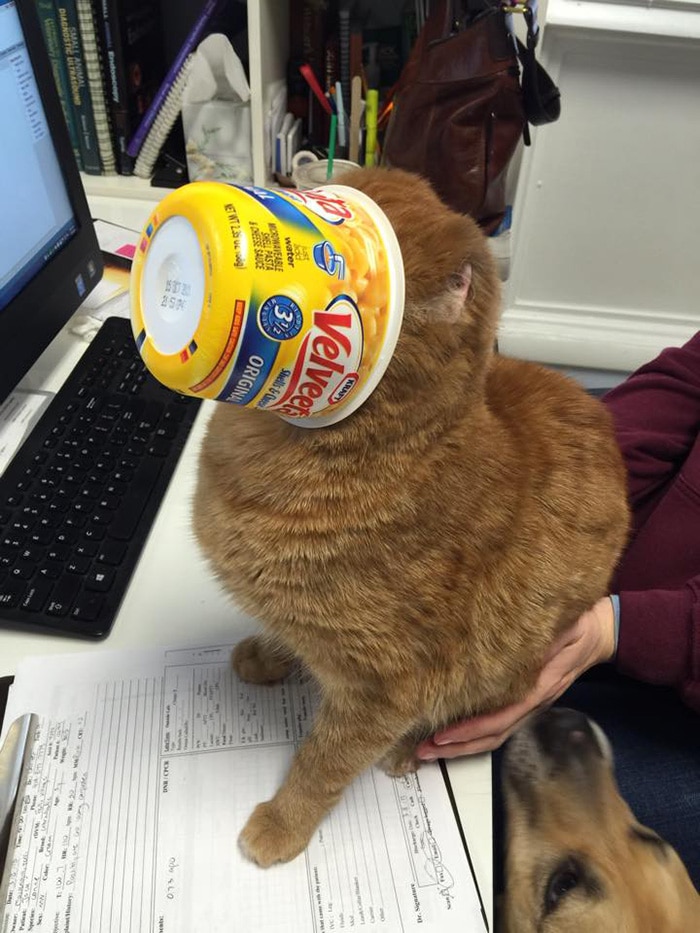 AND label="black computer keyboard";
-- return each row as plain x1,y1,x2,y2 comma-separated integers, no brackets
0,316,201,639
